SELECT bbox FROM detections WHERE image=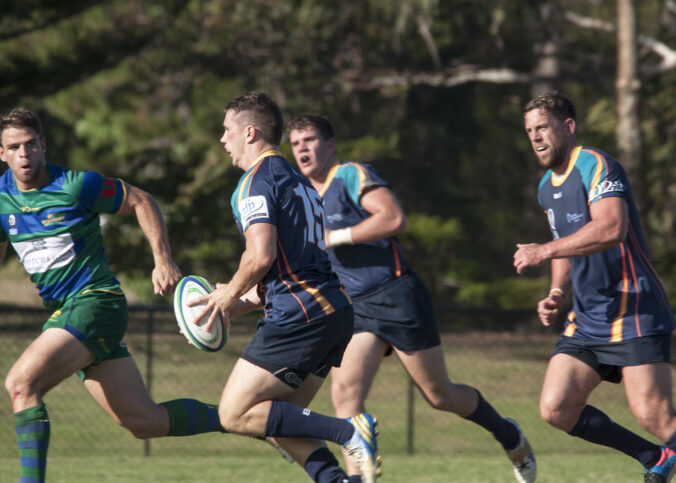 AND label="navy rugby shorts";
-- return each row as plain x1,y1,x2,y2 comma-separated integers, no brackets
242,304,354,388
352,271,441,353
552,333,671,383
